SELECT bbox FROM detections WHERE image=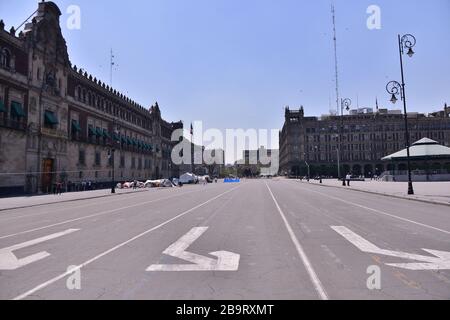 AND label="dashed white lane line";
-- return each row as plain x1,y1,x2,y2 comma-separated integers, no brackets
0,187,227,240
286,181,450,236
13,184,242,300
265,182,329,300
